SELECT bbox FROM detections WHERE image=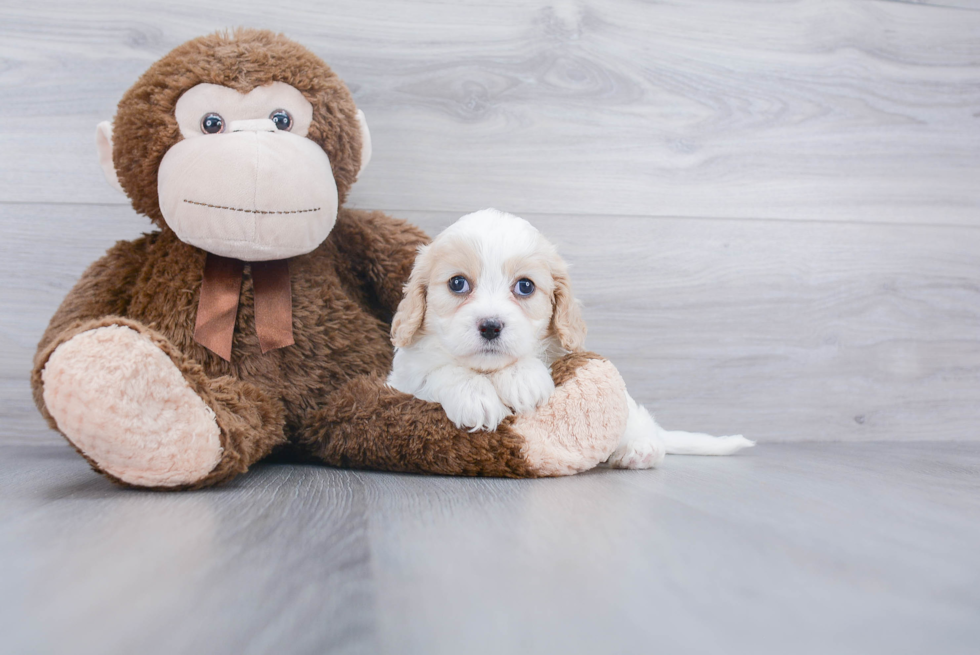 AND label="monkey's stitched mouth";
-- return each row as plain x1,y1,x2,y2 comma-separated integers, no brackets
183,199,320,215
